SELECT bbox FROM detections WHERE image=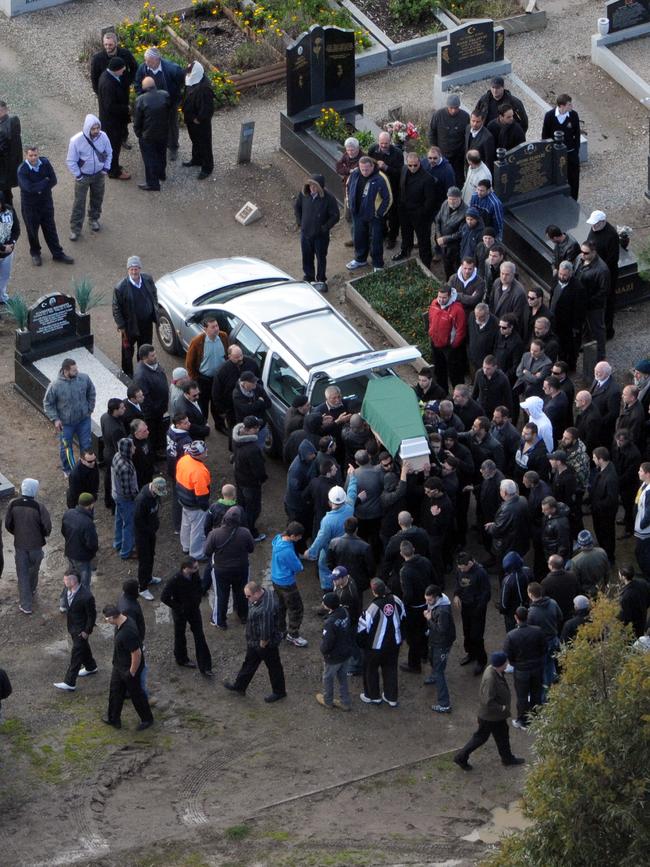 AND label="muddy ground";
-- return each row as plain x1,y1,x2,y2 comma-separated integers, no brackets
0,0,647,864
